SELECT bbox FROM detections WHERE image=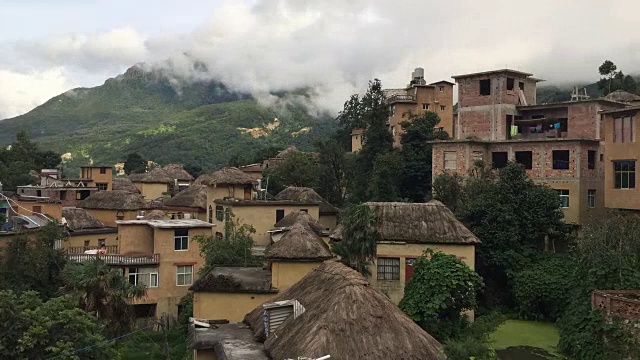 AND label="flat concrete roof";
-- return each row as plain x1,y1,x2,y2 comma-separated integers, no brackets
116,219,214,228
452,68,535,80
518,99,628,110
